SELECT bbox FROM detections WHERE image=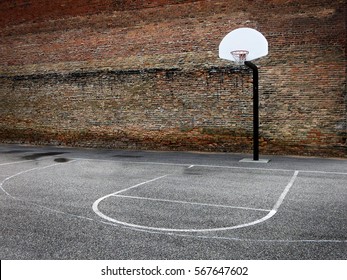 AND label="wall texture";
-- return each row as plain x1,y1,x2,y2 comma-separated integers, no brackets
0,0,346,157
